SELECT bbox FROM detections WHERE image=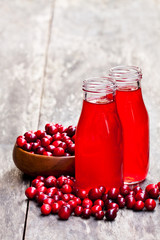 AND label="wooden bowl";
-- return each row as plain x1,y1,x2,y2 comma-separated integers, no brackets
13,144,75,177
